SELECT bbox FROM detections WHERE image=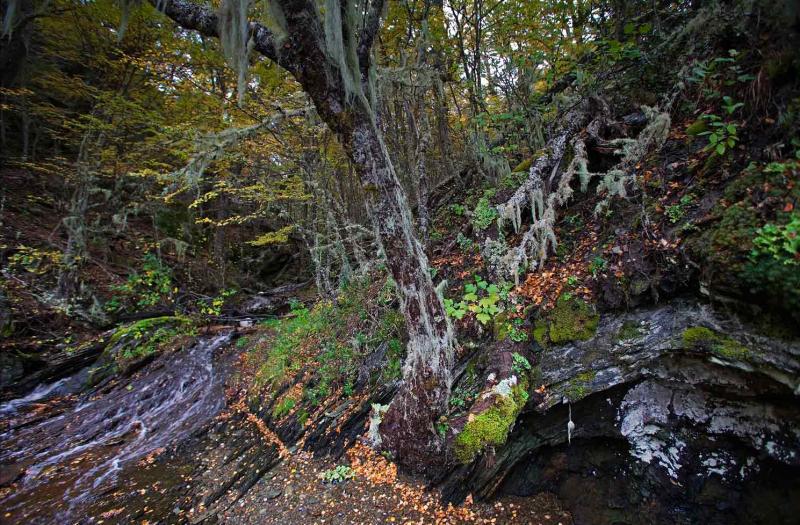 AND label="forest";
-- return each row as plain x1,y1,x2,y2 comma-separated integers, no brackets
0,0,799,523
